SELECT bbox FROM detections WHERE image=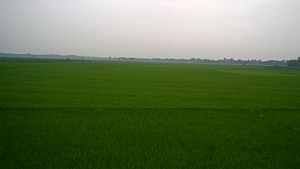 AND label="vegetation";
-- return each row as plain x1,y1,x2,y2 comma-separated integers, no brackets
0,52,288,67
0,59,300,169
287,57,300,68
